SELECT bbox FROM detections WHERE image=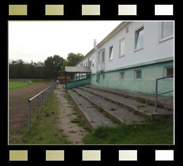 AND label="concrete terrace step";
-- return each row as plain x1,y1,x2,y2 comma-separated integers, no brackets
84,85,173,110
67,90,117,130
73,88,145,125
78,86,173,119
